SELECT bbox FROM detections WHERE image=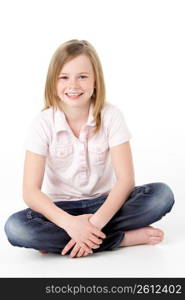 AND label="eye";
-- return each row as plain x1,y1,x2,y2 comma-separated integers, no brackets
59,76,68,80
79,75,88,79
